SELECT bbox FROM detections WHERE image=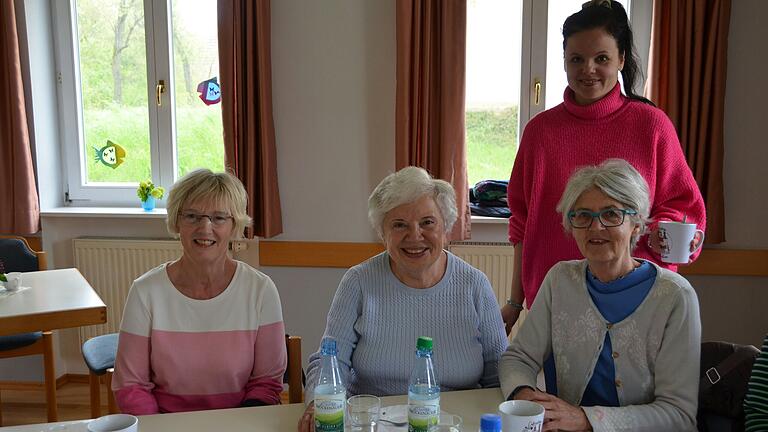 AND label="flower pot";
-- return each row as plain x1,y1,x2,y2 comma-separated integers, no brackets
141,196,156,211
